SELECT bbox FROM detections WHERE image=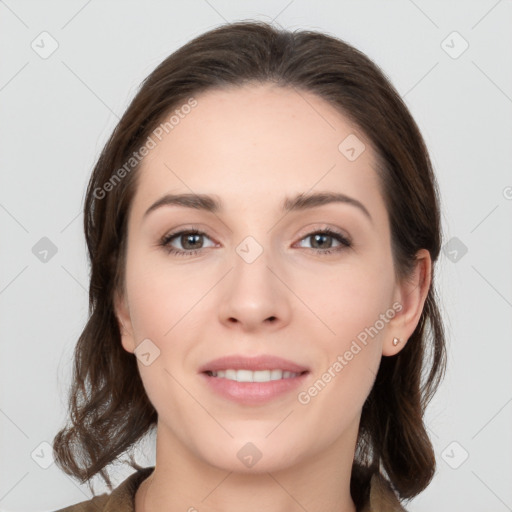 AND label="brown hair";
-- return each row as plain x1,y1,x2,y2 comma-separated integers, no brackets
52,20,446,507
